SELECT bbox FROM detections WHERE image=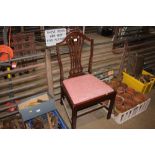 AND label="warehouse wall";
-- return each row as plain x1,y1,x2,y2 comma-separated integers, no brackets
0,26,155,119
